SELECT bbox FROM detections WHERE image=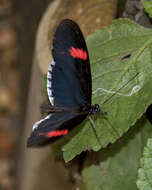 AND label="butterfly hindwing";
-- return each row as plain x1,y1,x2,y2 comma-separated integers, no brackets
47,19,92,108
27,112,87,147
